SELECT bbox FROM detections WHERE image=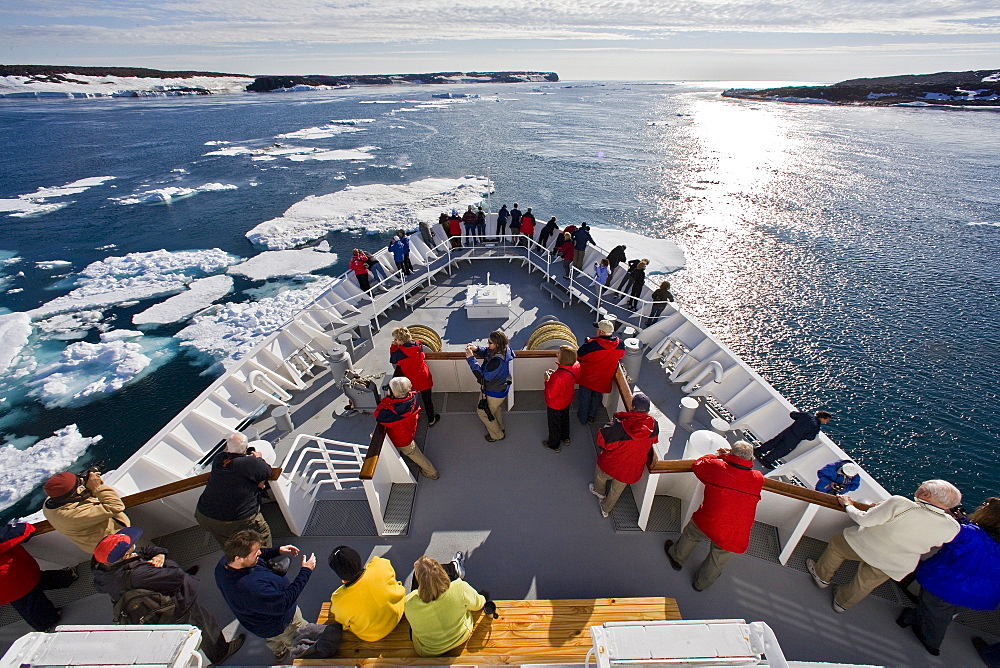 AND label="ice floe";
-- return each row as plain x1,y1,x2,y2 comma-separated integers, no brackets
26,331,173,408
588,225,686,276
177,280,331,366
36,260,73,270
113,182,237,205
245,176,491,250
228,248,339,281
0,176,115,217
0,425,102,512
30,249,240,319
0,312,32,374
35,310,107,340
287,147,376,161
132,275,234,325
276,120,372,140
